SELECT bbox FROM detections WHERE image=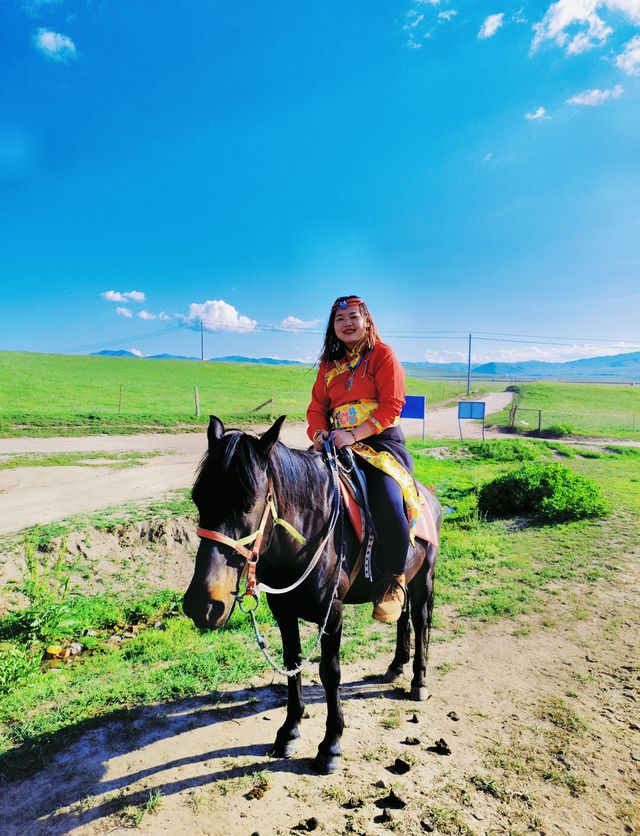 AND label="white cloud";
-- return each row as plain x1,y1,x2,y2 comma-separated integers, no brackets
477,342,640,363
116,307,132,319
478,13,505,39
425,342,640,364
101,289,145,303
180,299,257,333
128,348,143,357
23,0,63,15
529,0,640,55
102,290,126,302
438,9,458,21
33,28,77,62
567,84,623,104
138,310,156,320
606,0,640,23
158,311,171,321
616,34,640,74
525,106,548,119
279,316,321,332
513,7,528,23
483,152,494,161
423,349,467,363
